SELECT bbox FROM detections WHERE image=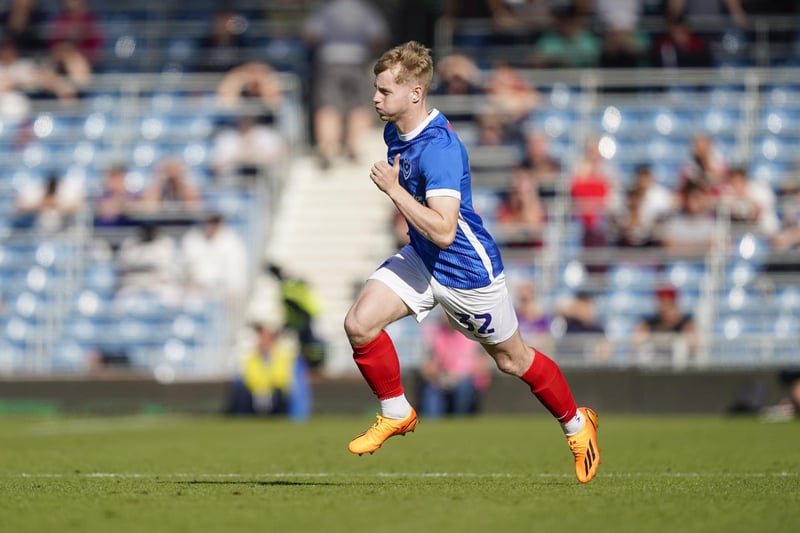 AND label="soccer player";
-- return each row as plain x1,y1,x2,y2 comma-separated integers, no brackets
343,42,600,483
